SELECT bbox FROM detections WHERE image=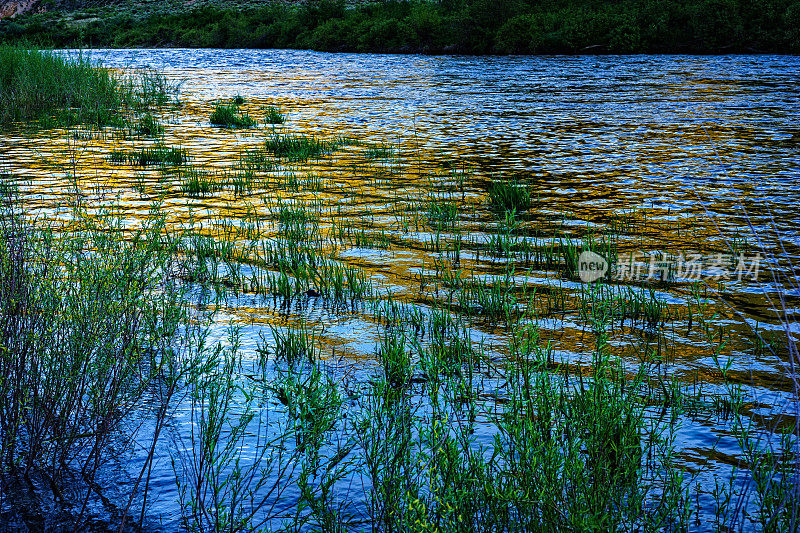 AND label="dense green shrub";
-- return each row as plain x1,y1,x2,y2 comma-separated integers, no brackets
784,2,800,48
691,0,742,49
0,0,798,53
